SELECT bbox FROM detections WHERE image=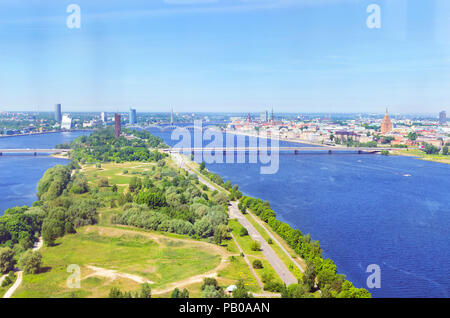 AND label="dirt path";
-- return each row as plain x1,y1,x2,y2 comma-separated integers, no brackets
84,265,154,284
3,237,43,298
152,257,229,295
